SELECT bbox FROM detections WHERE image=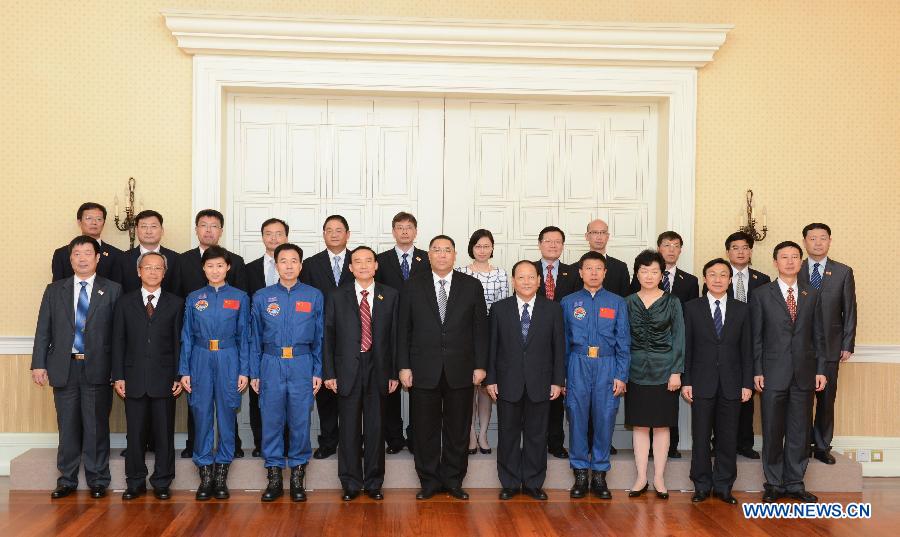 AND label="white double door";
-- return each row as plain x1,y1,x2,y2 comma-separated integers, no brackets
226,93,658,448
